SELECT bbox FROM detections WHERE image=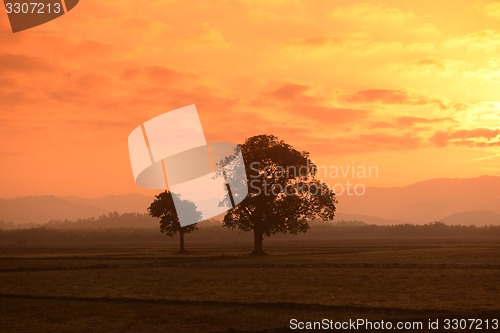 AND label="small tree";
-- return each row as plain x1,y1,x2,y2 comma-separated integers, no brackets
148,191,201,254
223,135,336,255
